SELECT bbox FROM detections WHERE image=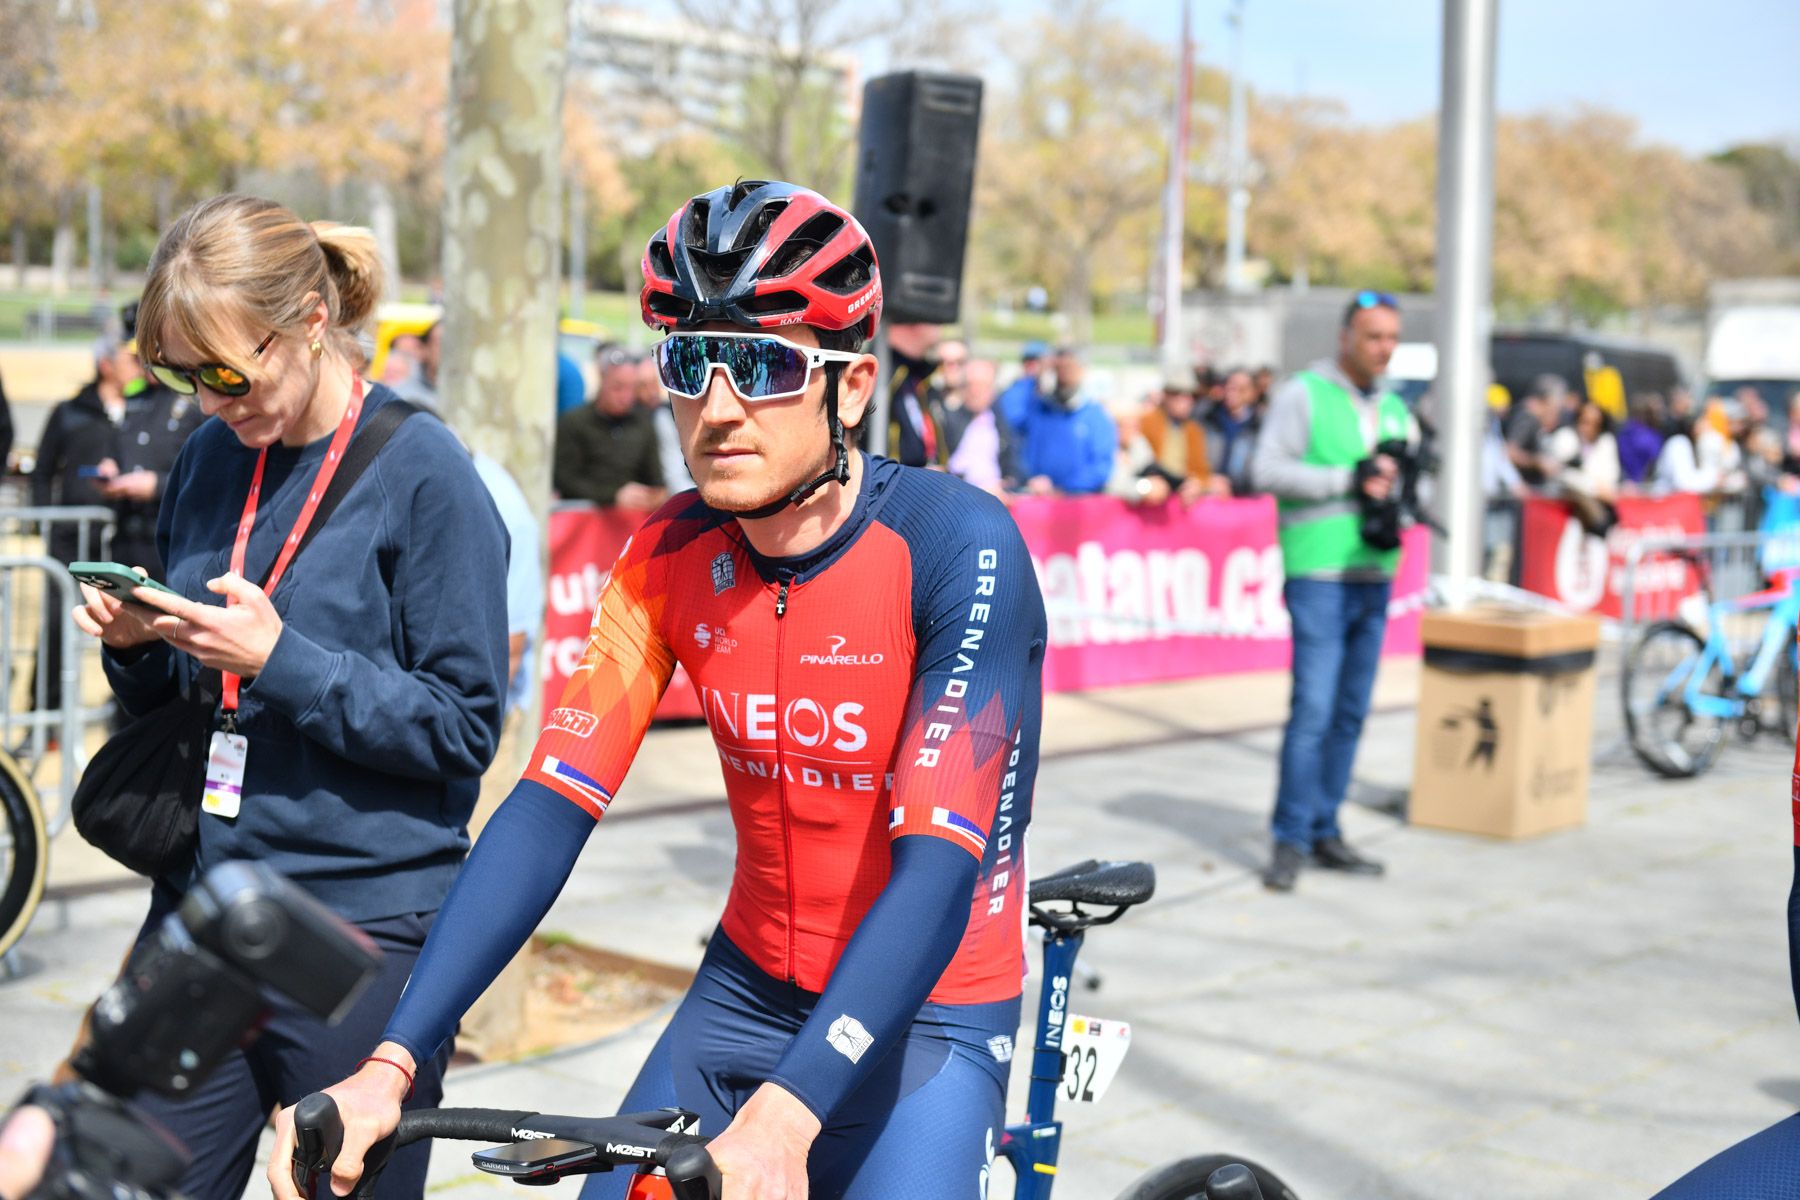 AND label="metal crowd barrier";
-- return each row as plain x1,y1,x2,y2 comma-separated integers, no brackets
0,506,118,836
1618,530,1771,648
